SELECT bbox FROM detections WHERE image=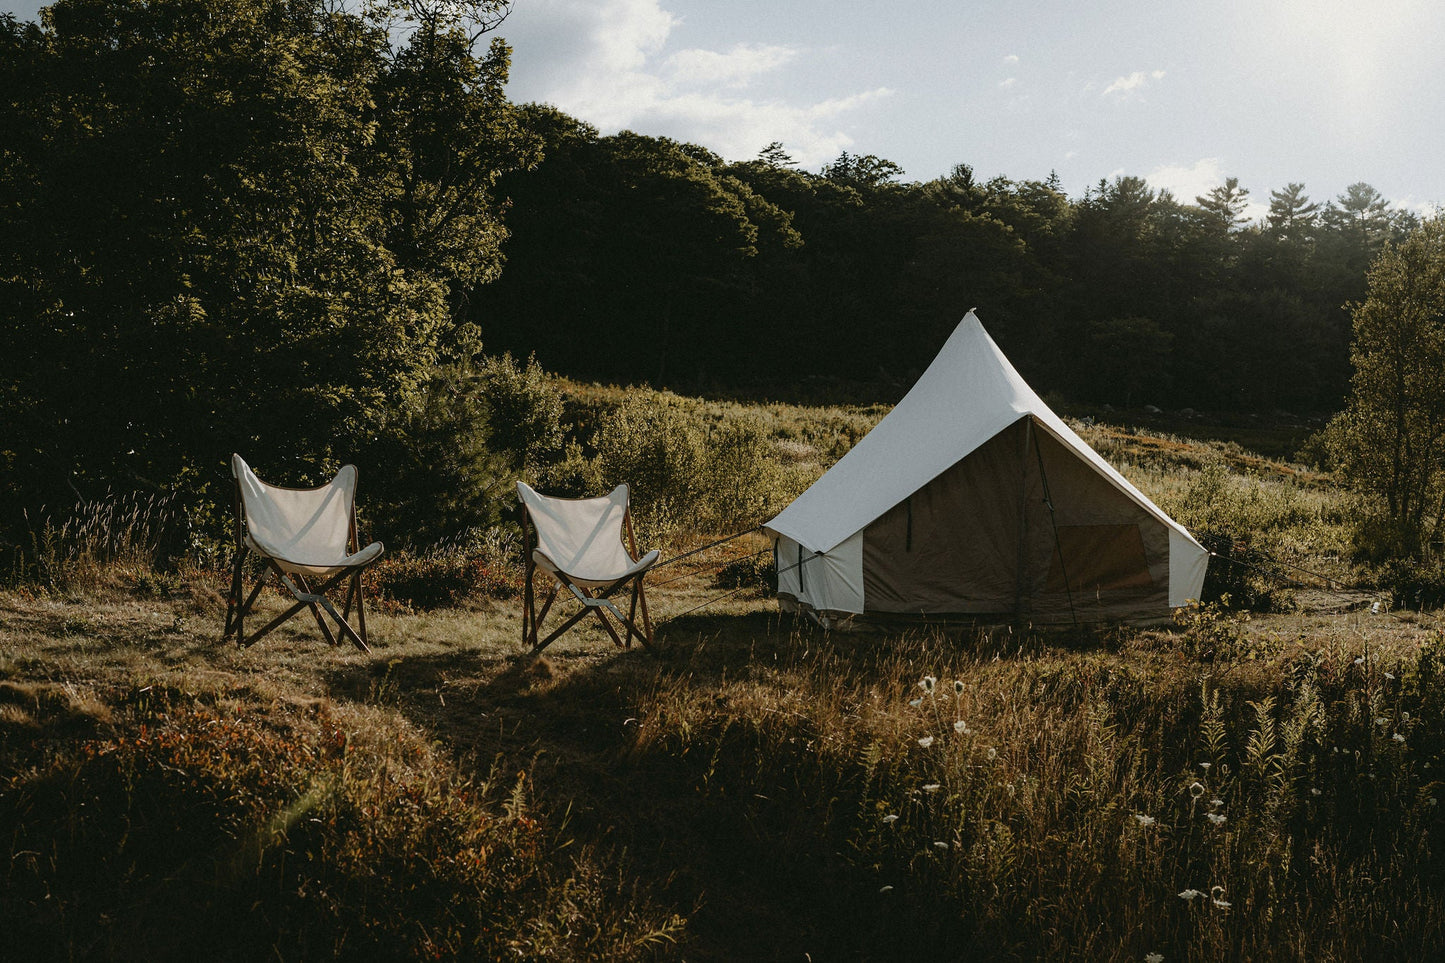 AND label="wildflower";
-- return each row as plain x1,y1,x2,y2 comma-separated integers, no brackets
1133,814,1156,827
909,698,923,708
1371,601,1382,614
932,841,949,851
1213,899,1232,910
881,814,899,824
1207,813,1226,826
986,747,997,761
879,885,894,893
922,783,941,792
919,675,937,693
1393,733,1406,743
954,680,965,695
1178,889,1204,901
1354,656,1365,666
954,720,971,734
917,735,935,748
1210,798,1224,809
1146,954,1165,963
1189,781,1205,799
1384,671,1396,680
1375,717,1389,726
1430,798,1438,807
1311,788,1322,796
1199,762,1212,771
1403,711,1411,722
